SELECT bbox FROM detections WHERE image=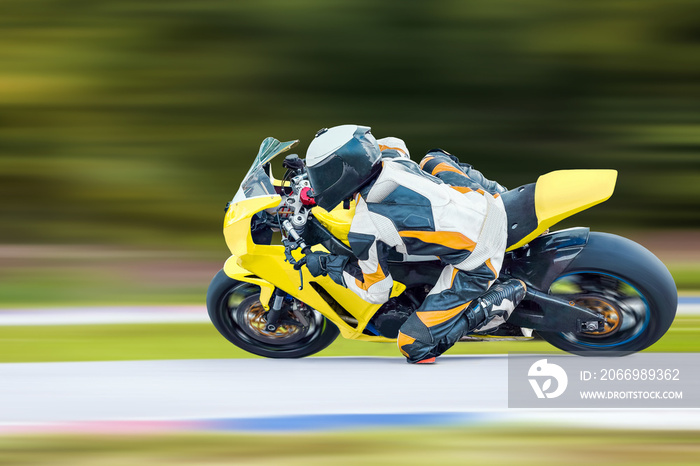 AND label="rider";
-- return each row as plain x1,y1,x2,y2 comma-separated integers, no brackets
300,124,526,364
